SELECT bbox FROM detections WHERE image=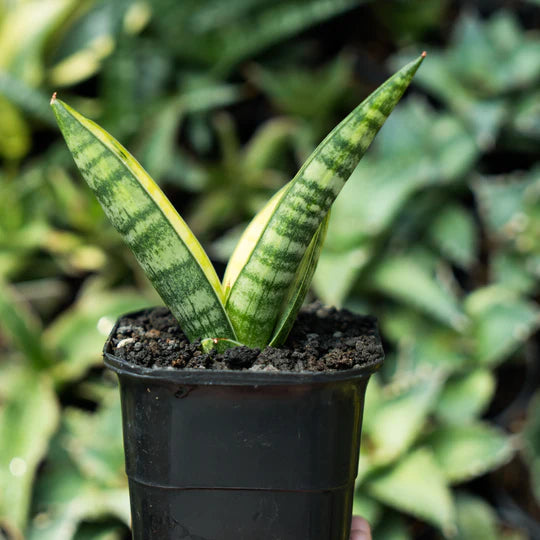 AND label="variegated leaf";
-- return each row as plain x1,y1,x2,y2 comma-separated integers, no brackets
269,211,330,346
223,184,287,299
51,97,236,342
224,186,329,347
226,54,426,347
